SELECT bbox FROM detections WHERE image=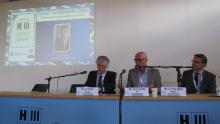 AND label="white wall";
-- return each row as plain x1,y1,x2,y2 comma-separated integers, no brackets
0,0,220,93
